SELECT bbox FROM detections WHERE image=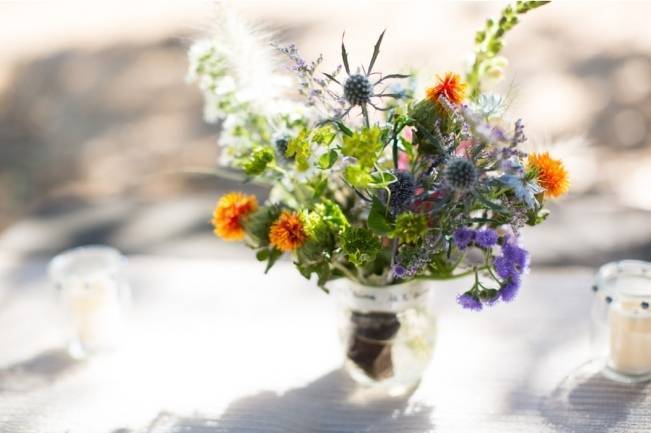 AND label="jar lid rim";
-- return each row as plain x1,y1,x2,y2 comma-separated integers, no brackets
595,260,651,301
